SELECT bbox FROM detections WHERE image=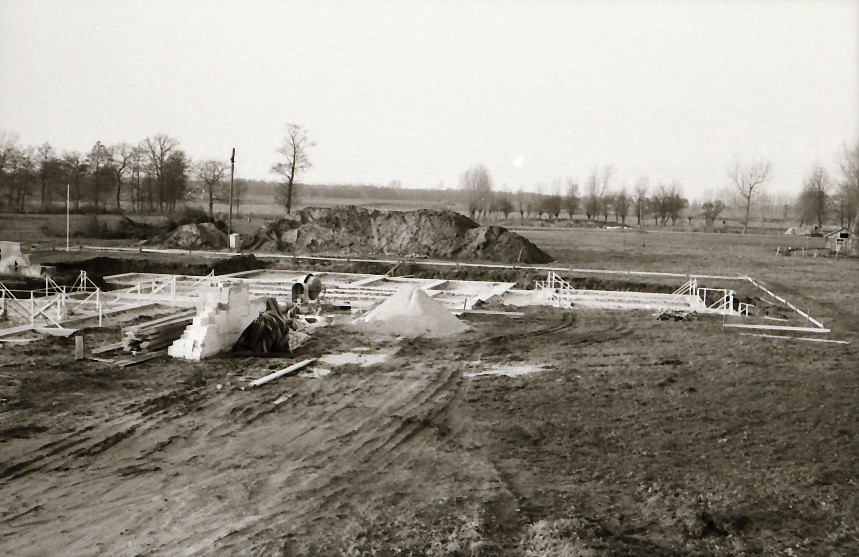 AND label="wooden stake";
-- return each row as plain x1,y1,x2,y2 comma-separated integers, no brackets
74,335,84,360
249,358,316,387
